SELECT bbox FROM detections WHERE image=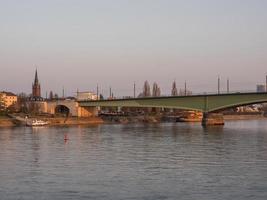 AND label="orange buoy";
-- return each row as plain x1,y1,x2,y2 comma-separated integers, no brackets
64,134,69,141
